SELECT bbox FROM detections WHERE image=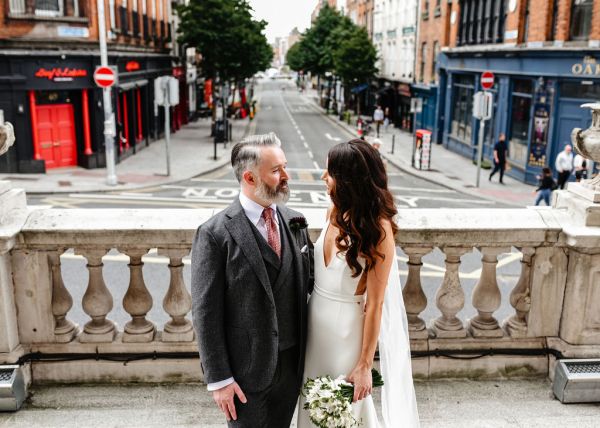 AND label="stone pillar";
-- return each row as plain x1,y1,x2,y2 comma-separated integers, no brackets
432,246,469,338
401,246,432,340
160,248,194,342
0,181,28,362
468,246,509,338
504,247,535,338
122,248,156,343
